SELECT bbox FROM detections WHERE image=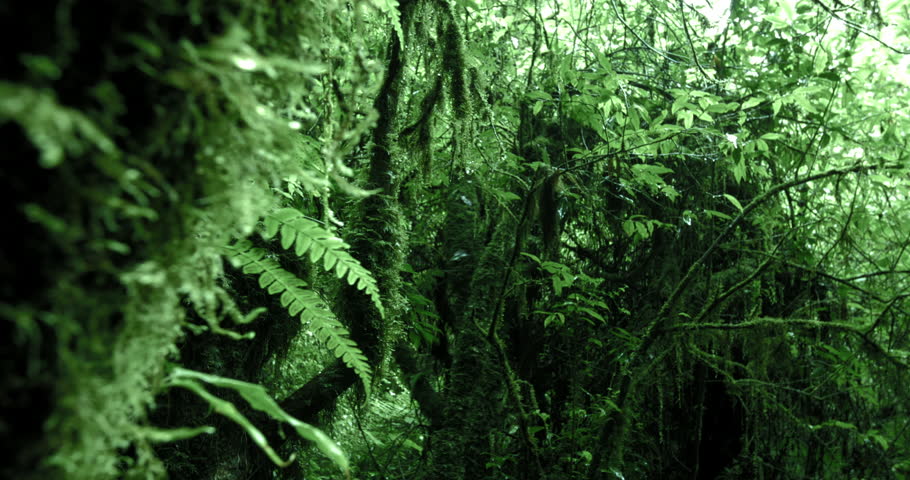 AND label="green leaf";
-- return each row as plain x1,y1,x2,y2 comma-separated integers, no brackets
671,97,688,114
813,46,829,74
521,252,543,264
723,193,744,212
402,438,423,452
793,93,818,113
866,430,890,450
223,241,373,397
810,419,857,431
169,368,349,472
579,307,606,324
632,164,673,176
494,190,521,202
544,312,565,327
732,160,746,184
453,0,478,10
704,209,732,220
779,0,797,22
263,208,384,317
527,90,552,101
167,378,295,468
706,102,735,113
679,110,694,129
741,97,763,110
370,0,405,47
